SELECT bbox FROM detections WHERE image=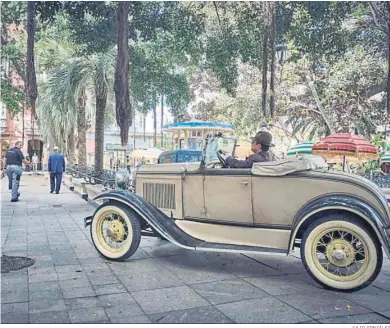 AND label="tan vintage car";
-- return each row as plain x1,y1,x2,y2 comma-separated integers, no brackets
85,135,390,292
